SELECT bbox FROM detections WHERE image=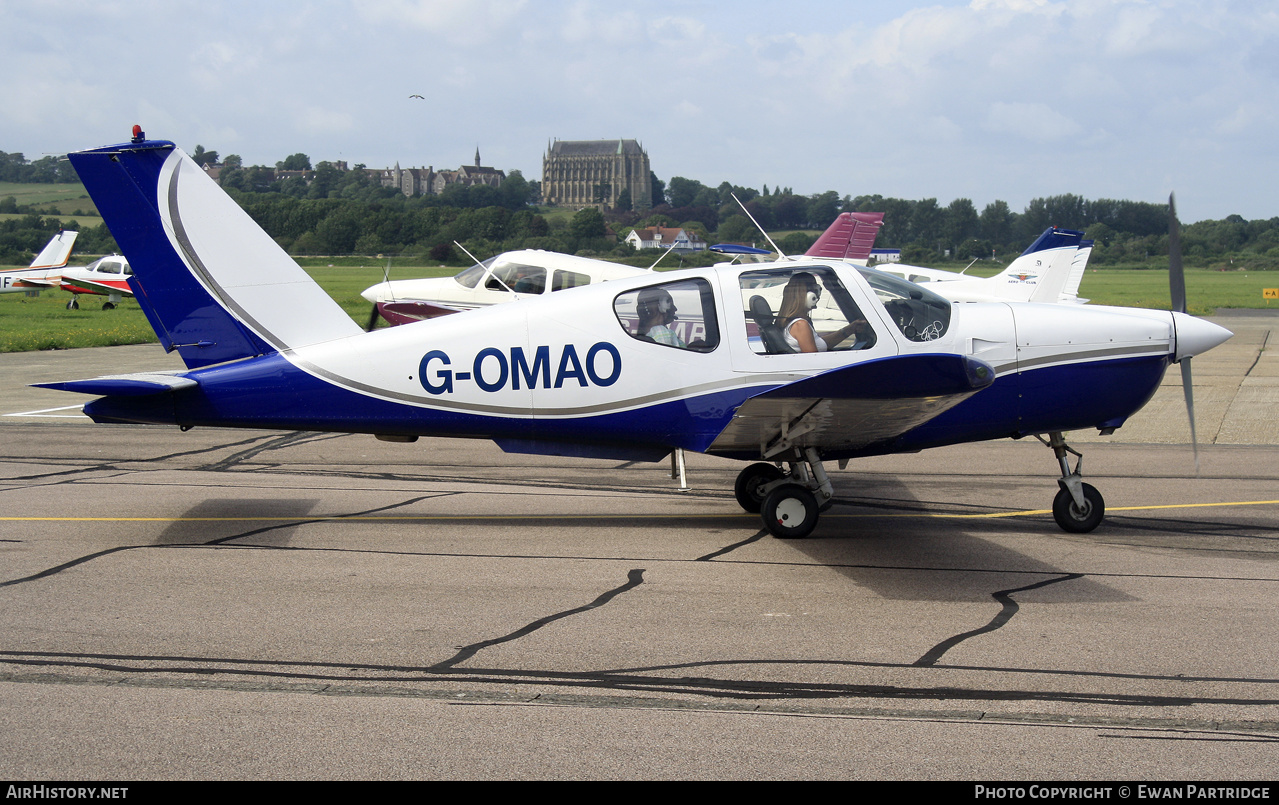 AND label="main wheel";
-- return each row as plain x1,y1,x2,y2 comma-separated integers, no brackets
102,301,115,310
734,462,783,513
761,484,819,539
1052,483,1104,533
66,298,79,310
